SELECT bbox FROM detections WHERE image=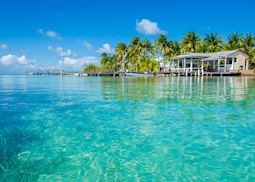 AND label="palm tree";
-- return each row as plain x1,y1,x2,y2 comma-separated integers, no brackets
83,64,99,73
100,53,120,72
168,41,181,58
164,40,181,67
241,33,255,65
135,40,156,72
203,33,223,52
115,42,128,72
138,56,159,72
156,34,170,71
111,32,255,71
181,32,201,53
156,34,170,56
241,33,254,53
226,32,242,50
110,55,120,72
128,36,144,71
142,39,154,56
100,53,110,71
